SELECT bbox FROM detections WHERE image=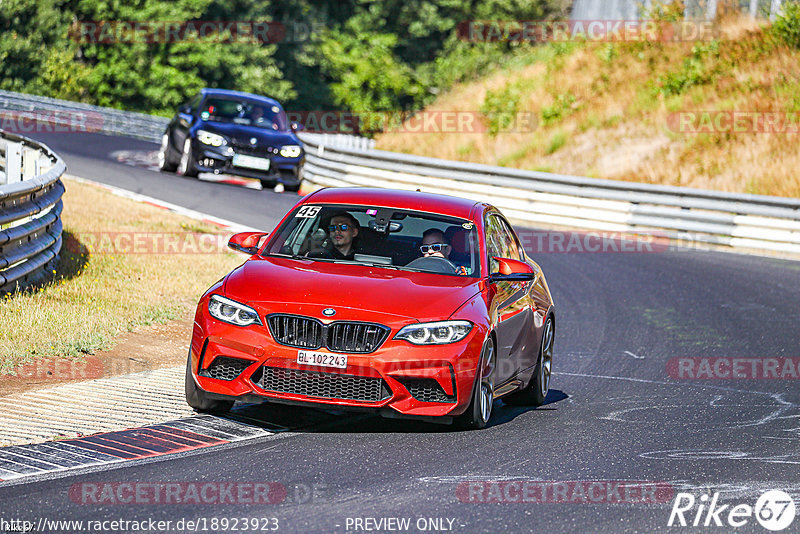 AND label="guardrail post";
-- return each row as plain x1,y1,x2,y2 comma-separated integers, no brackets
4,141,22,184
770,0,783,20
706,0,719,20
22,147,39,180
